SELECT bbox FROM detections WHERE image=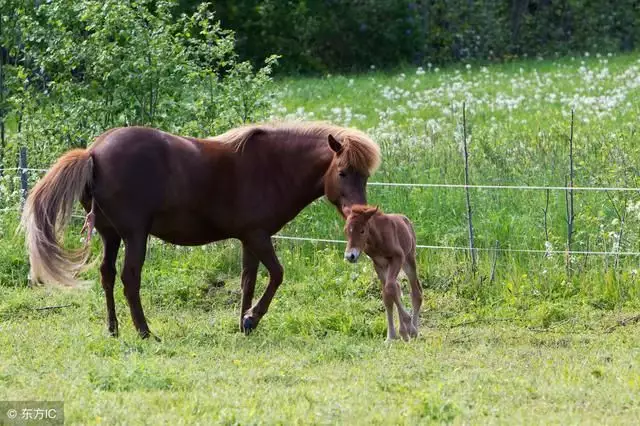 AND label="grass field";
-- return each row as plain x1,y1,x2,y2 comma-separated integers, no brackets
2,53,640,424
